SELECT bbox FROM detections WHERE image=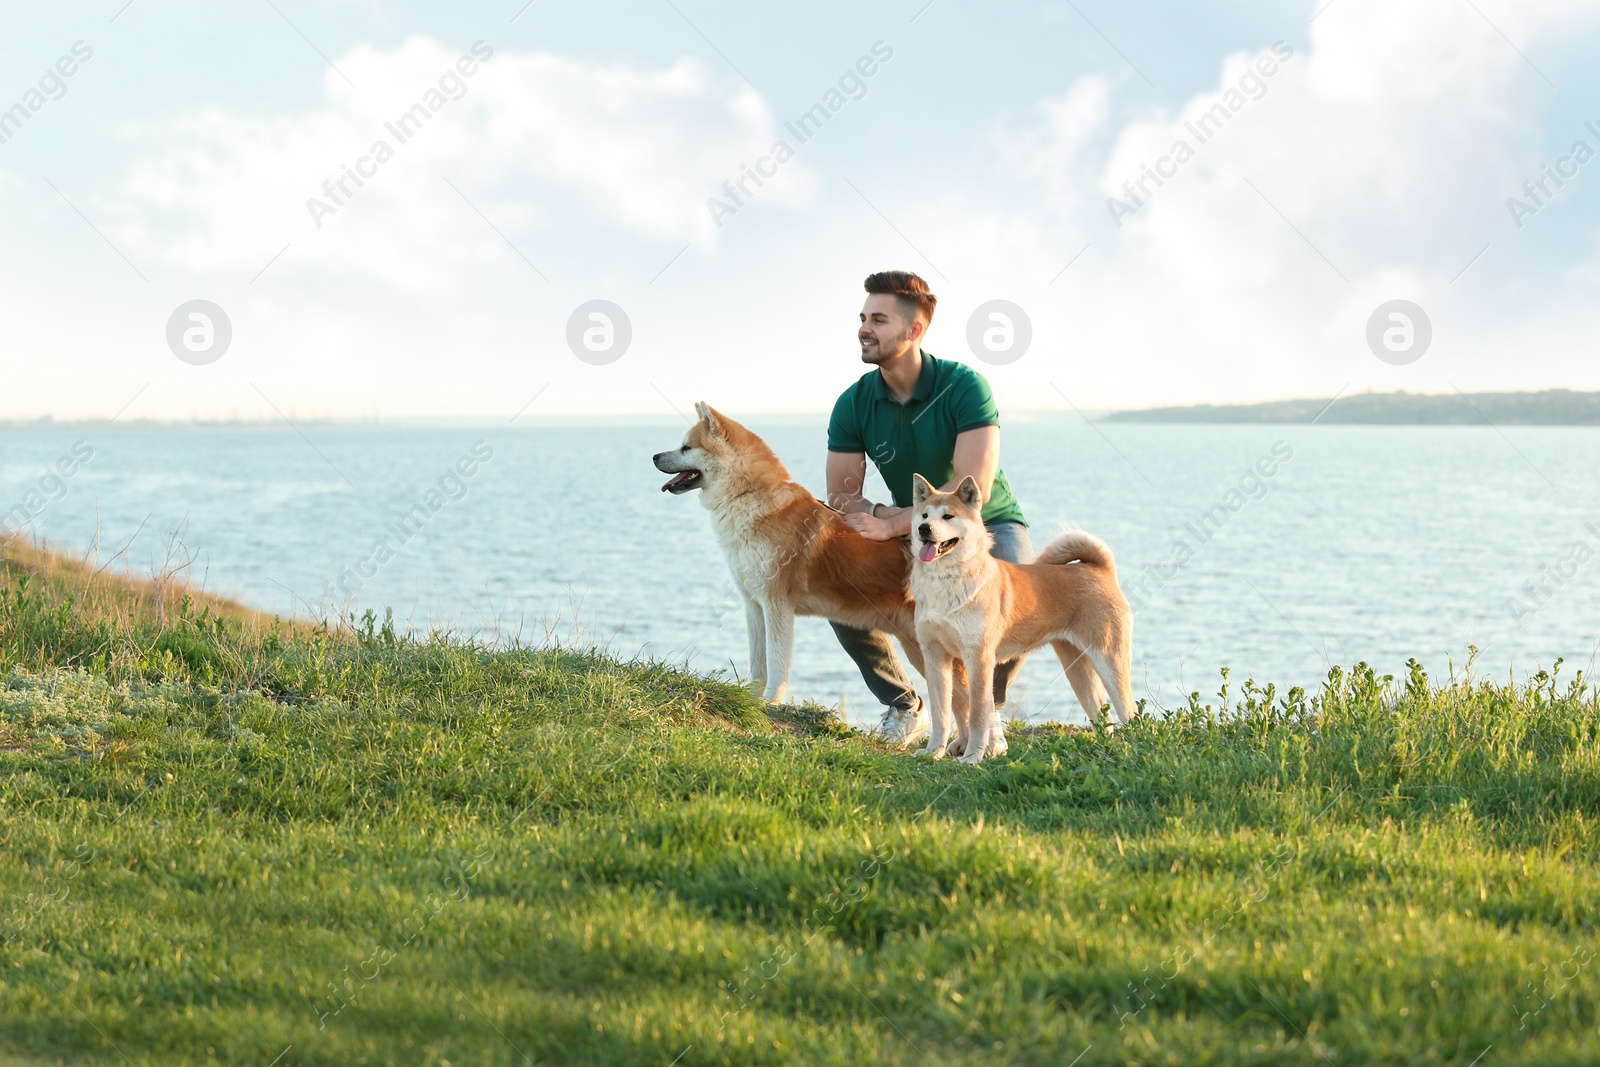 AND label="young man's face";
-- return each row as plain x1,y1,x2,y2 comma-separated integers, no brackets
859,294,924,365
